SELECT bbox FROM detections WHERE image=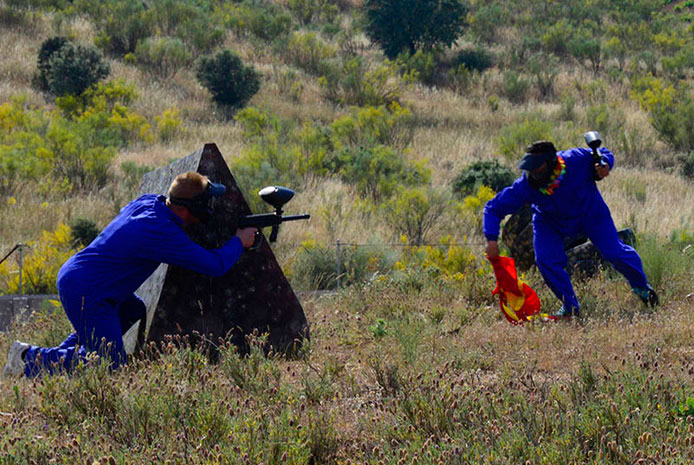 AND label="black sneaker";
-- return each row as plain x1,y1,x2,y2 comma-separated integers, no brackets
634,285,659,307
